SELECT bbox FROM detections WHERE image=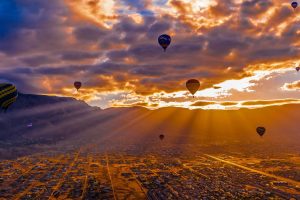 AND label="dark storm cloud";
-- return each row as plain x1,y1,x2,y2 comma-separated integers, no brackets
20,55,58,66
107,50,129,61
130,65,169,76
240,0,273,17
122,0,147,10
267,6,293,27
0,72,41,93
0,0,22,39
60,51,101,61
0,0,70,55
207,37,248,56
35,66,81,75
5,65,83,76
115,17,149,33
10,67,34,74
146,21,171,39
128,44,161,59
209,0,236,17
73,26,108,42
168,38,205,55
281,22,300,41
84,76,110,88
89,62,133,75
250,47,297,60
